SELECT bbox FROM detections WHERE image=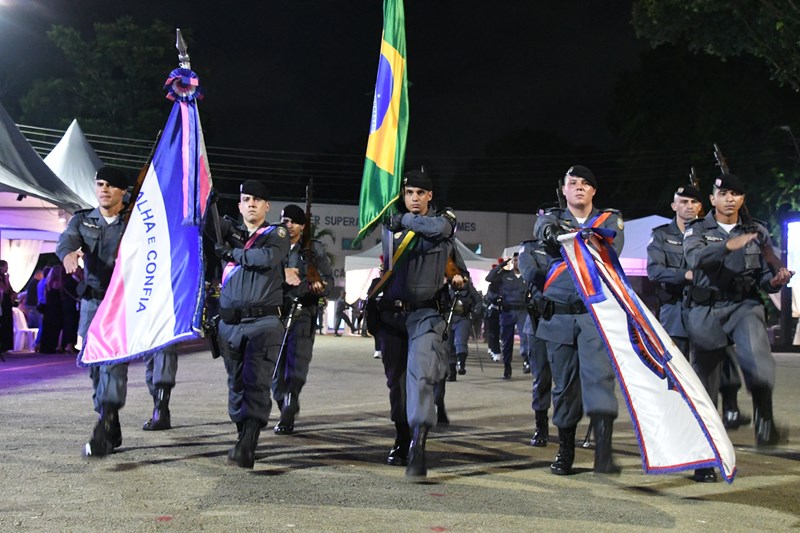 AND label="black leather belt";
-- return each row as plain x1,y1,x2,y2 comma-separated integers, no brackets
538,298,587,319
82,286,106,300
378,299,439,312
219,305,282,324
